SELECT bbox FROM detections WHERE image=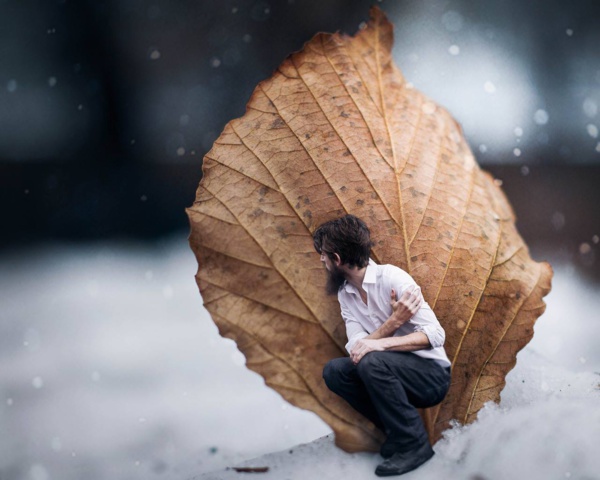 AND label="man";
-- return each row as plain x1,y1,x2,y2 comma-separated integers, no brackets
313,214,451,477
